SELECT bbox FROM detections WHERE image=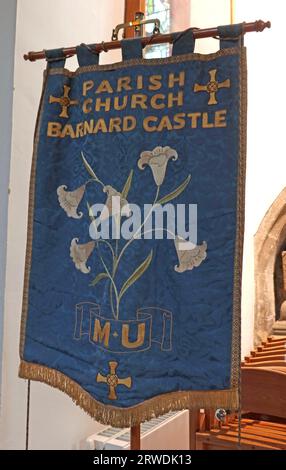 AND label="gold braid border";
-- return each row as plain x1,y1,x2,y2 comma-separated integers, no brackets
19,360,238,427
19,68,49,358
231,46,247,389
19,48,246,427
